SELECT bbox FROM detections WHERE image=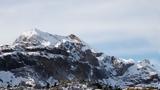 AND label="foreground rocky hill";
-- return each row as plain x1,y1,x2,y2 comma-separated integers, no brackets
0,29,159,89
